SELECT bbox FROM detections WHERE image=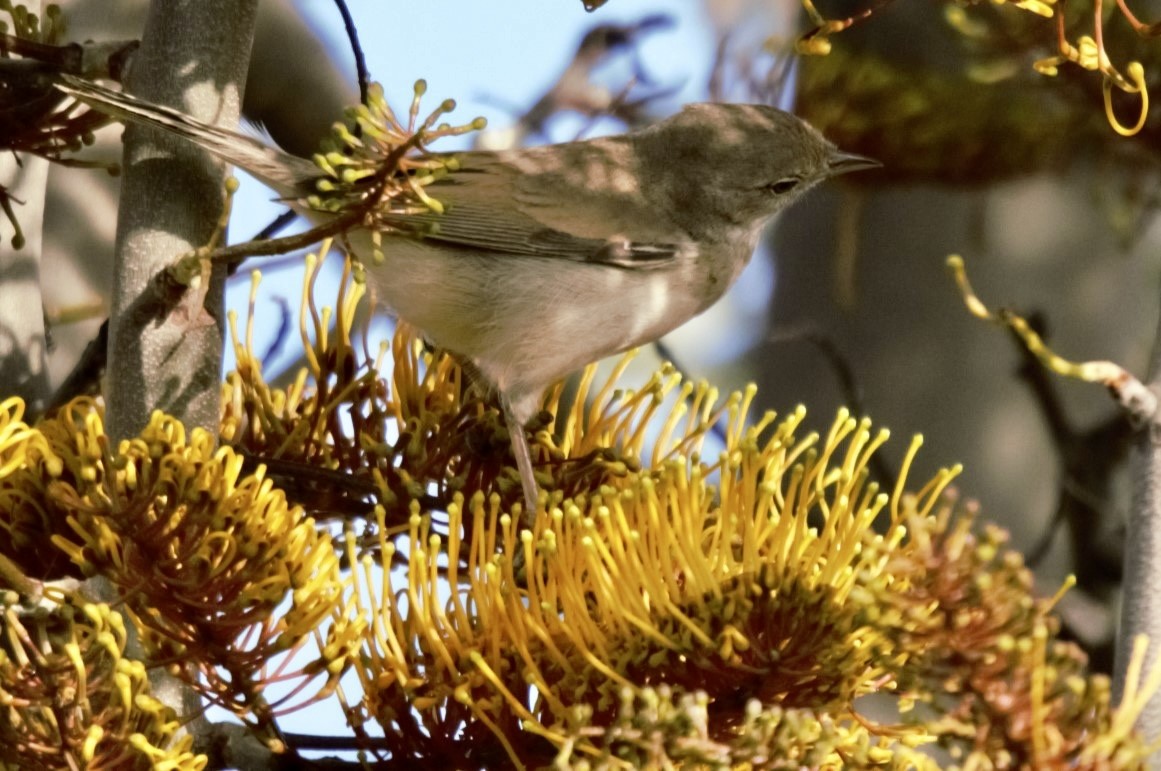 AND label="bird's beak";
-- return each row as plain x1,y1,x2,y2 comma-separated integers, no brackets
826,150,881,176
